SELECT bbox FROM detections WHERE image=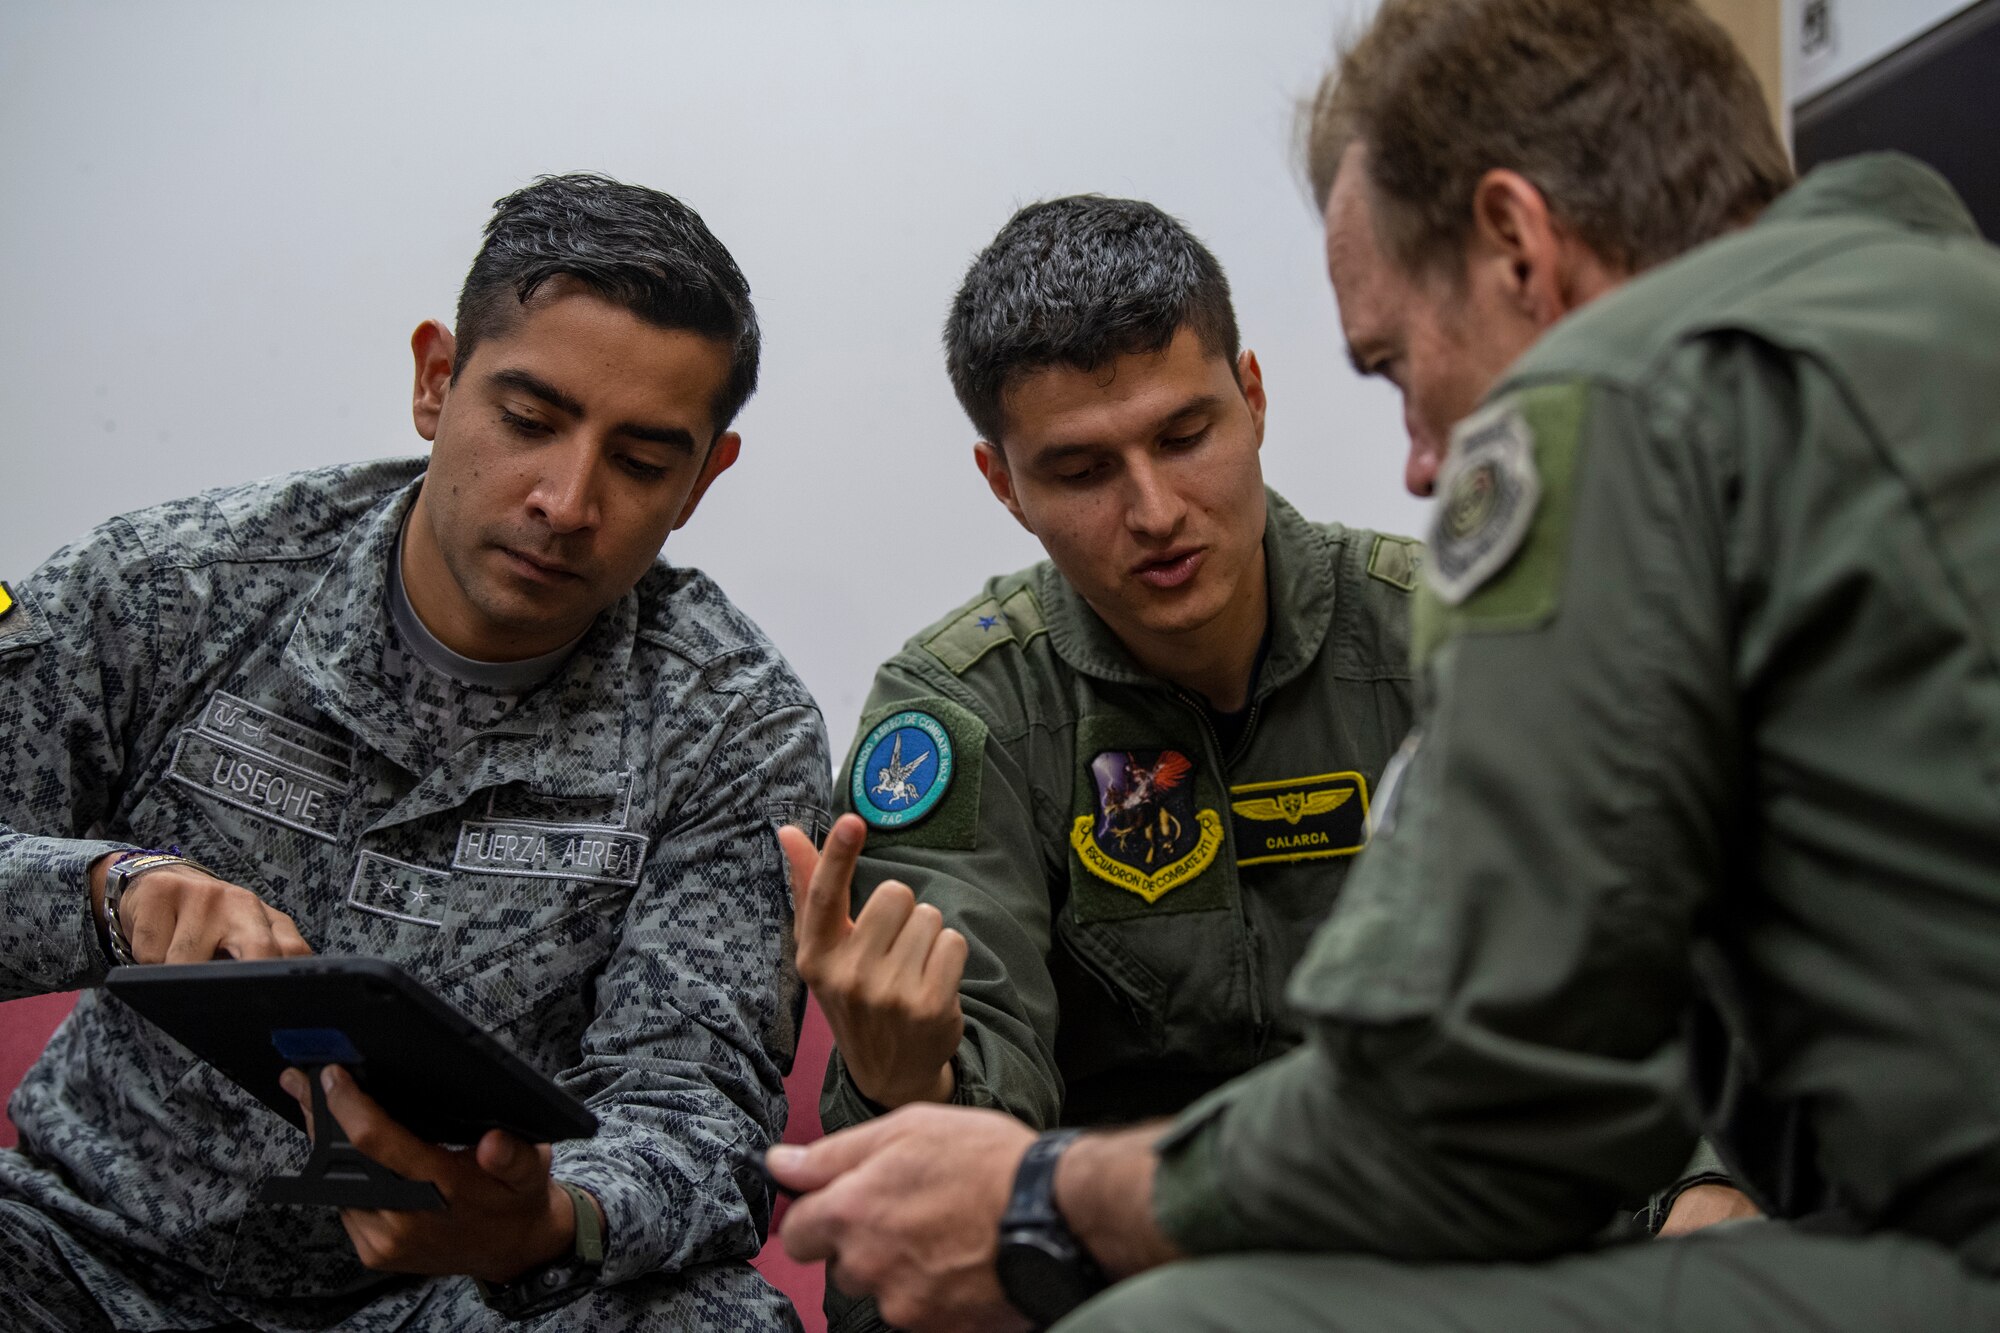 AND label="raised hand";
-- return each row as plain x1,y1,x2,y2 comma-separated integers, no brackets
780,814,968,1109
